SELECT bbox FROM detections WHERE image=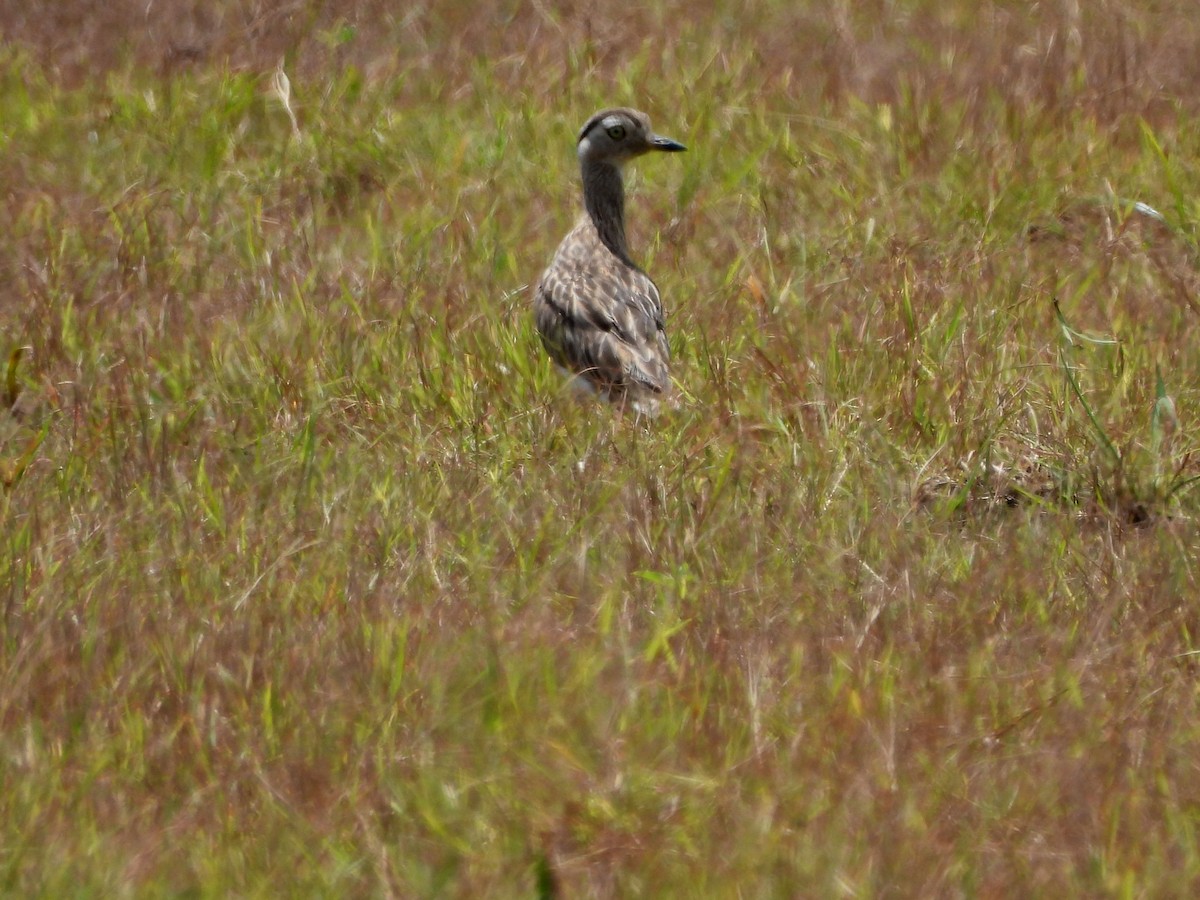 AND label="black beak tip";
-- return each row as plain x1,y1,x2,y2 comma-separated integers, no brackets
653,136,687,153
